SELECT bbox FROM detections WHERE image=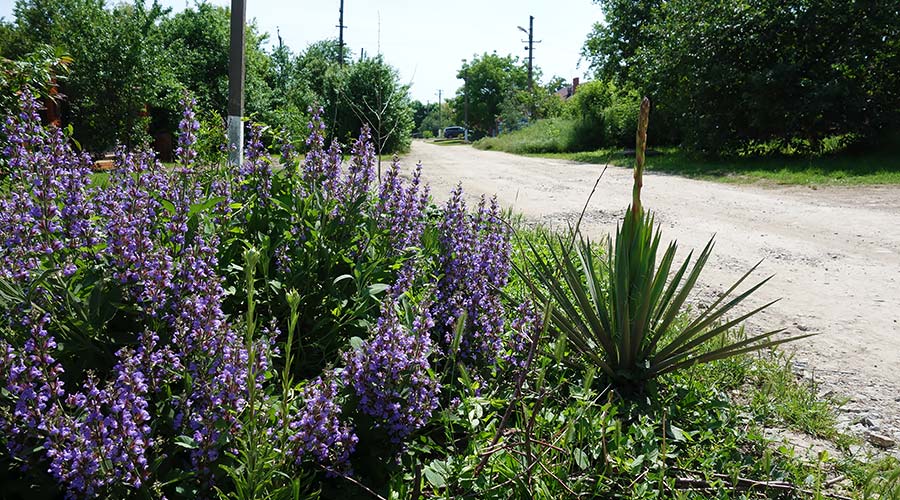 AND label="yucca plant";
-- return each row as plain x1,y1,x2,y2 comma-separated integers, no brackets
519,97,810,393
